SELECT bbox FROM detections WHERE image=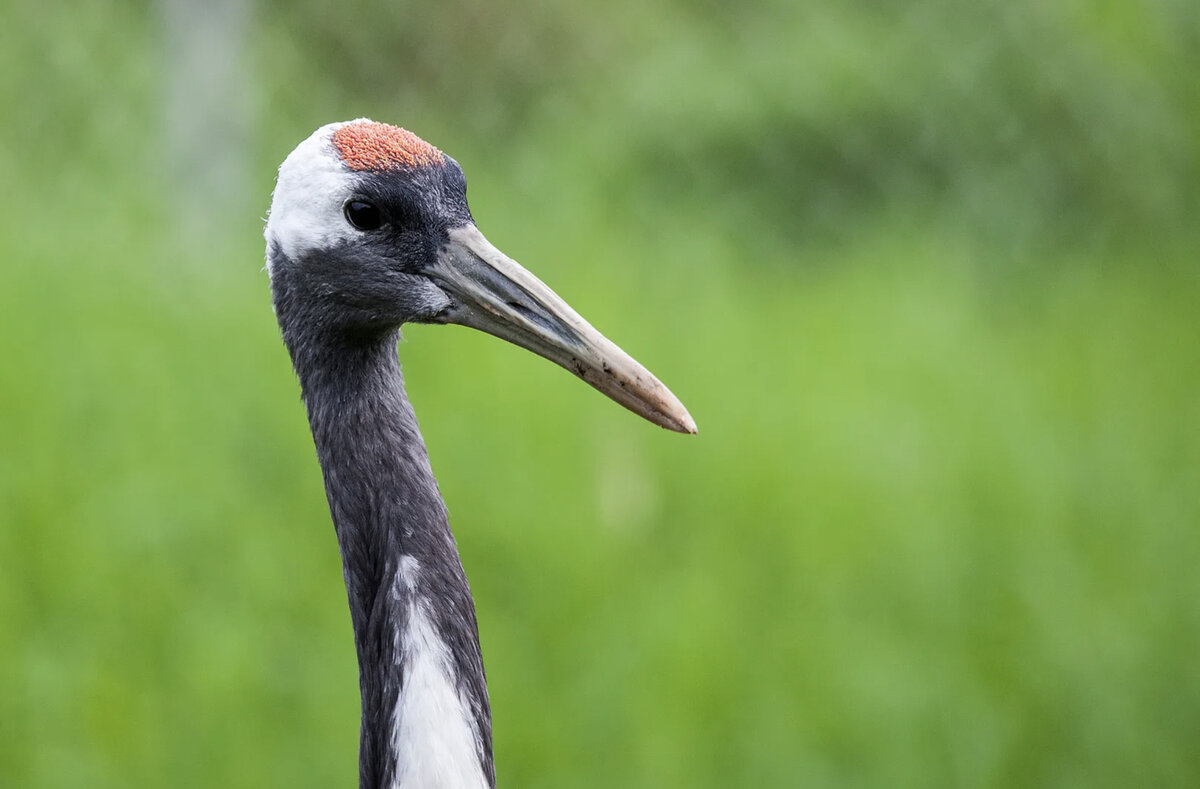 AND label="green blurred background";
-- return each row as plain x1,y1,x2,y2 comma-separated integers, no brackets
2,0,1198,786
